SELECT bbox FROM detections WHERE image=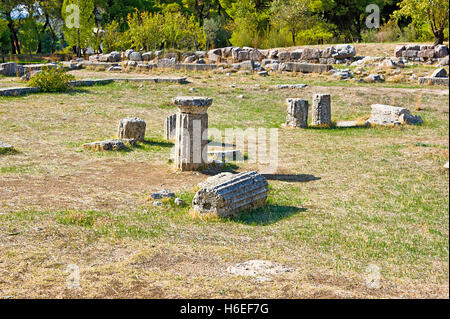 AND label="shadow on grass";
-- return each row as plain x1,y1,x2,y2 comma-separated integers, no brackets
199,162,239,175
139,139,174,148
231,205,305,226
263,174,320,183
